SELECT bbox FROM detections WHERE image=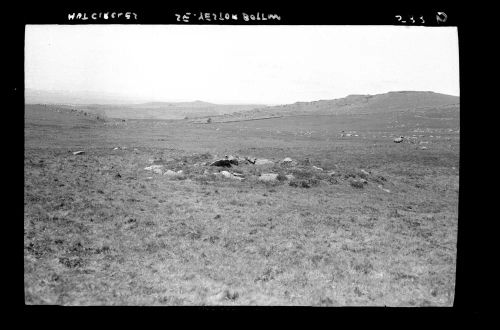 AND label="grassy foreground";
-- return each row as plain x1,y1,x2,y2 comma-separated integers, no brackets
24,105,459,306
